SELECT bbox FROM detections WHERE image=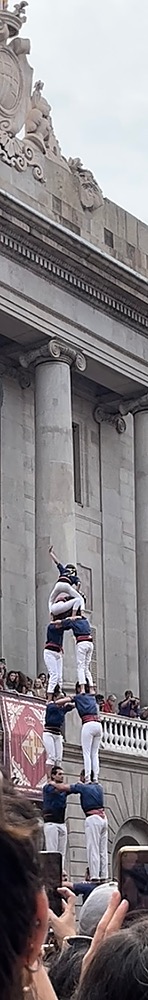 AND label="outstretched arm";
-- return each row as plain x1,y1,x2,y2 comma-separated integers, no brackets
49,545,59,567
